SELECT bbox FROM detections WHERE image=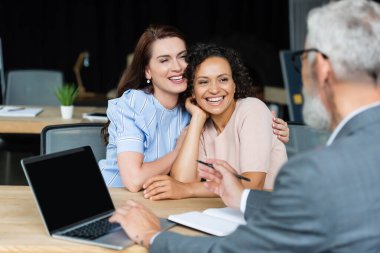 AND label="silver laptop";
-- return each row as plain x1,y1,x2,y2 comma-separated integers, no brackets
21,146,174,250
